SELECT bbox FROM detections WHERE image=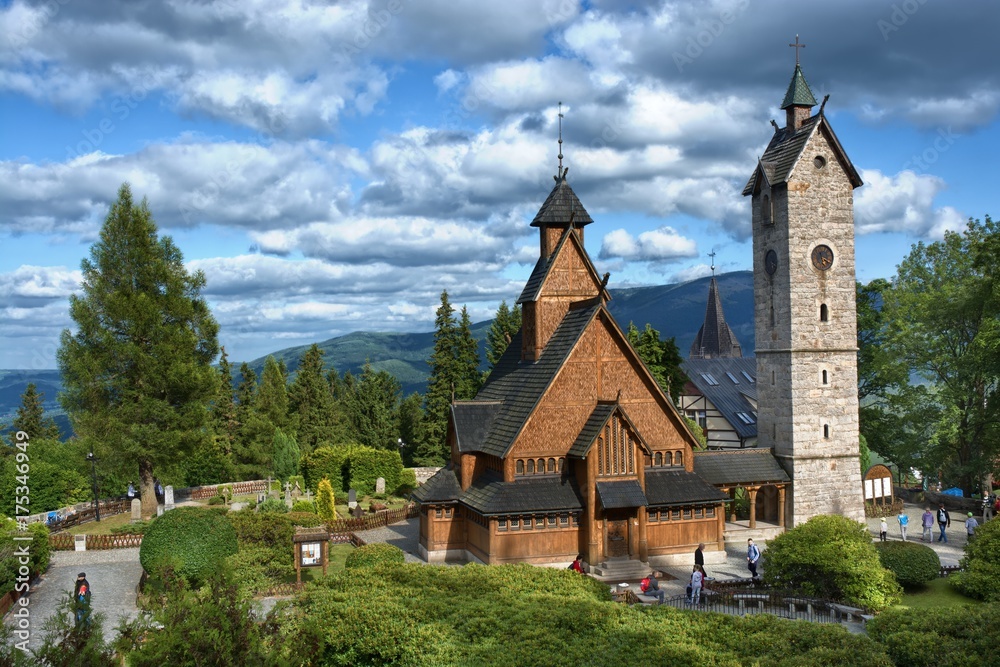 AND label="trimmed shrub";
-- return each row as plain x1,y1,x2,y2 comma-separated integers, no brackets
395,468,417,495
763,514,902,611
111,520,152,535
344,543,406,570
139,507,237,586
875,541,940,588
301,446,350,492
316,478,337,523
0,518,50,598
291,499,316,513
207,494,226,505
227,545,295,598
288,511,324,528
347,447,403,496
951,512,1000,601
257,497,289,514
229,509,294,551
868,606,998,667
